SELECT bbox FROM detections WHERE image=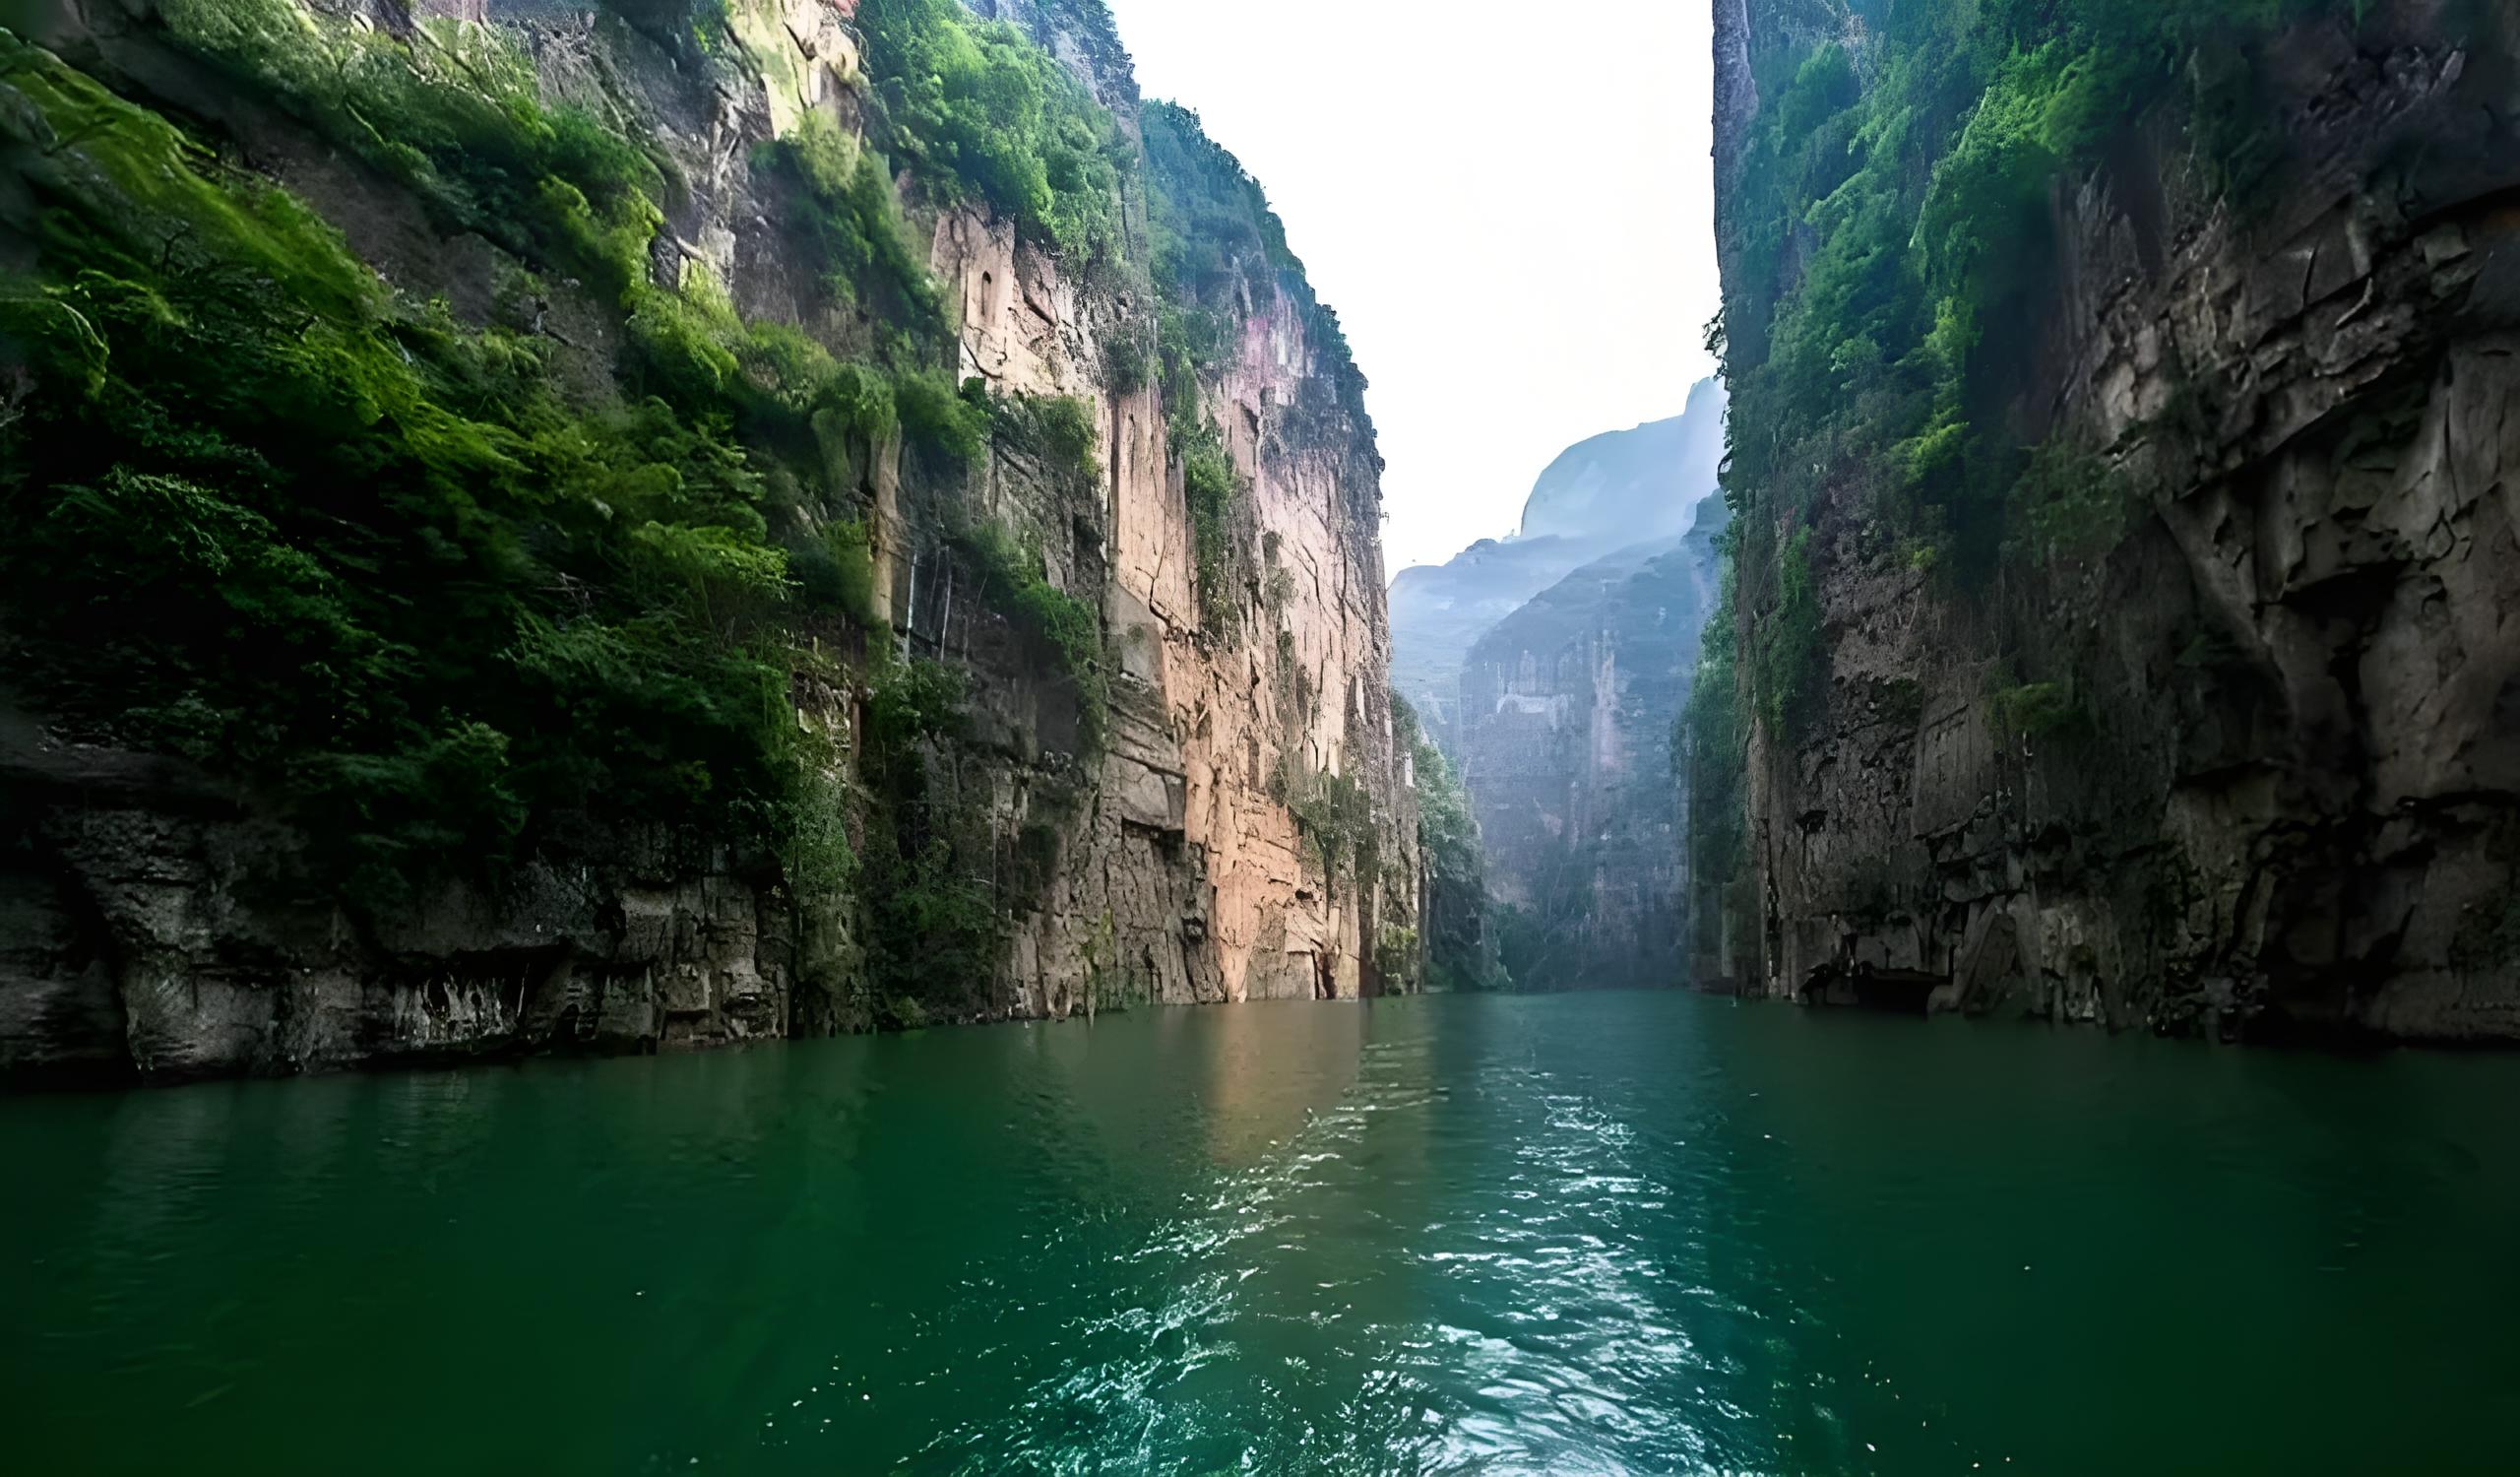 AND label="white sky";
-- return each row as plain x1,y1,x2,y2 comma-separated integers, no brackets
1101,0,1722,572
